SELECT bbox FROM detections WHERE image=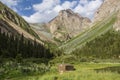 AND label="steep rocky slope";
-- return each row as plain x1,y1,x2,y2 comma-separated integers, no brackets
48,9,91,41
0,2,42,43
30,23,57,44
94,0,120,30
